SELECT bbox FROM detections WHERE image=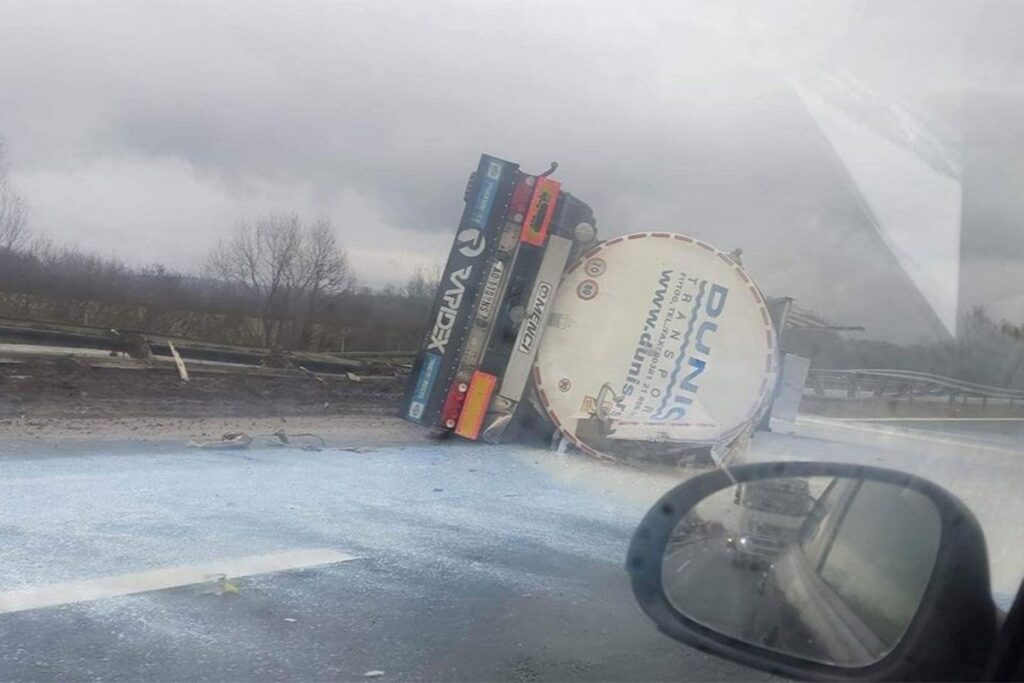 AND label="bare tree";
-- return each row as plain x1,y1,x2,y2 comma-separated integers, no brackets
206,212,353,347
295,218,353,307
292,217,354,345
404,264,441,299
0,143,29,252
207,212,301,345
